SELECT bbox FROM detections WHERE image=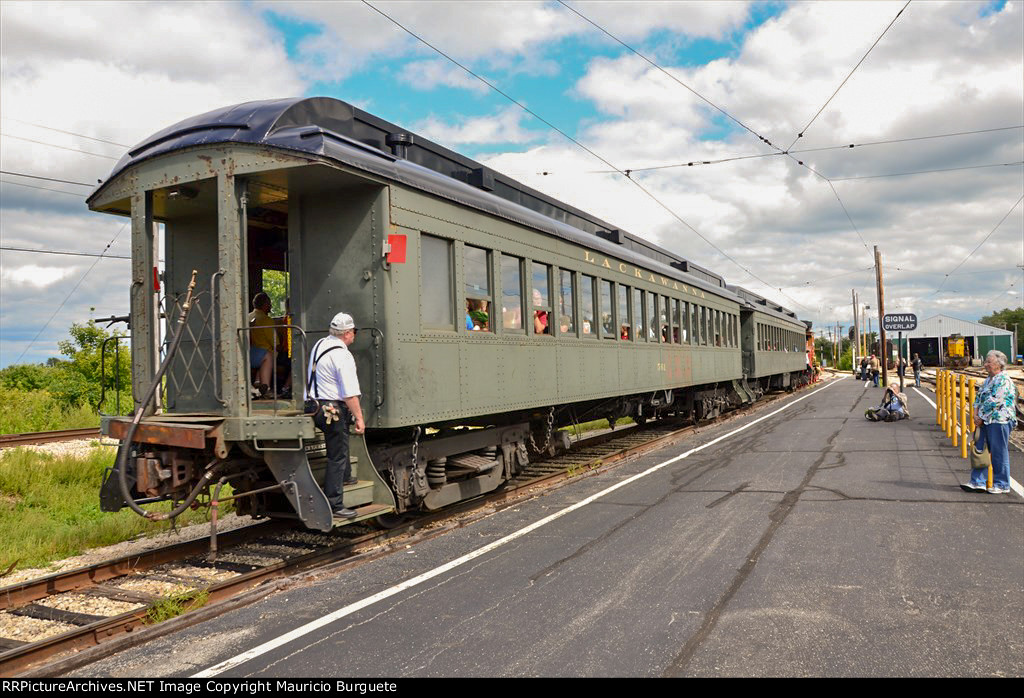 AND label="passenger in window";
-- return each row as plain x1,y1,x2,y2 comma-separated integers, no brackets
559,315,571,333
621,324,630,340
532,289,549,335
466,299,489,331
249,292,276,398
